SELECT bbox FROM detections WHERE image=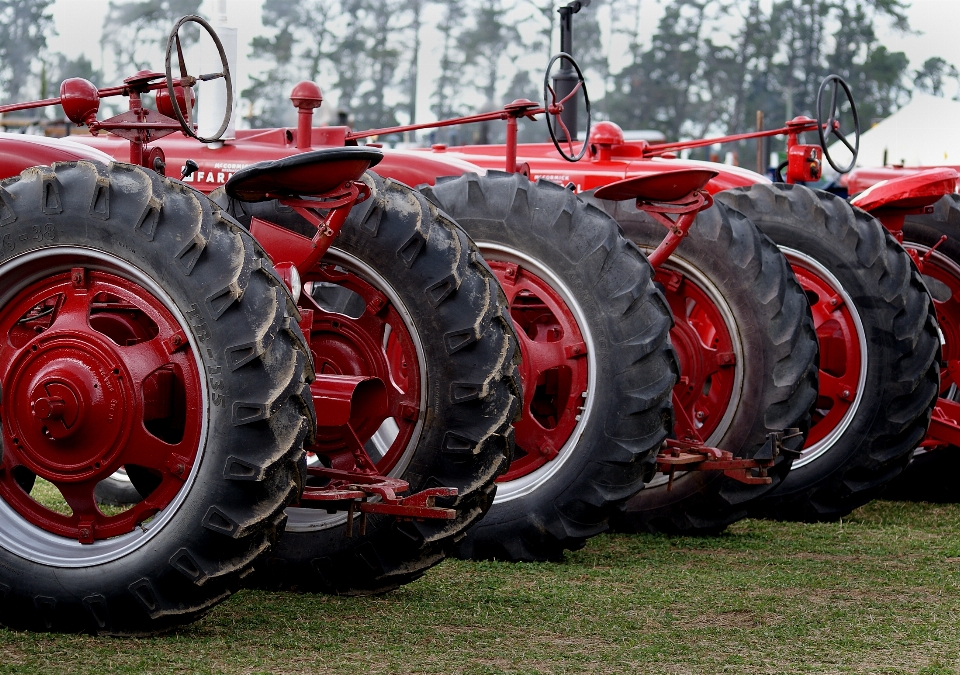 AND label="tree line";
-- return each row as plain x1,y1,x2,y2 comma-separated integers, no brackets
1,0,958,149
